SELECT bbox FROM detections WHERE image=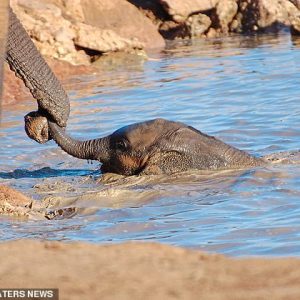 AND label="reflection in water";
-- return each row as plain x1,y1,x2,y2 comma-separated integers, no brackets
0,34,300,256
